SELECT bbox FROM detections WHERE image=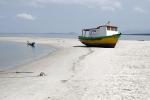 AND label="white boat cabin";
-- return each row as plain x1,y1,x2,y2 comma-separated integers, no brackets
82,24,119,37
